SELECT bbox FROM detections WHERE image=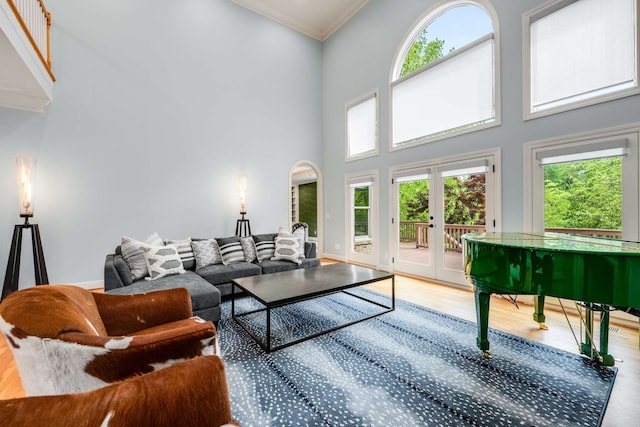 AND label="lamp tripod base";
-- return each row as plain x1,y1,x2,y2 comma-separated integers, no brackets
235,212,251,237
2,222,49,301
